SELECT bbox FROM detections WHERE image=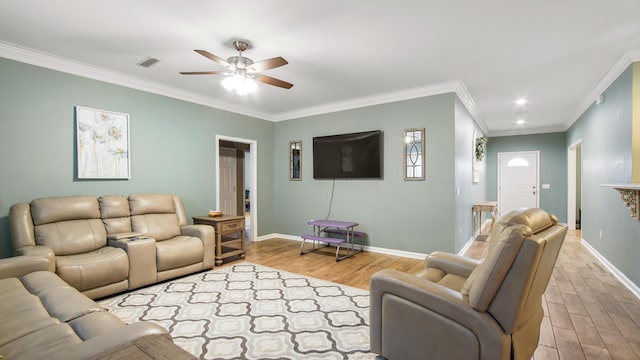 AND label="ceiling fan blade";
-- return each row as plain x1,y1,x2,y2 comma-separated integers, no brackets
247,57,288,73
194,50,233,69
254,74,294,89
180,71,227,75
